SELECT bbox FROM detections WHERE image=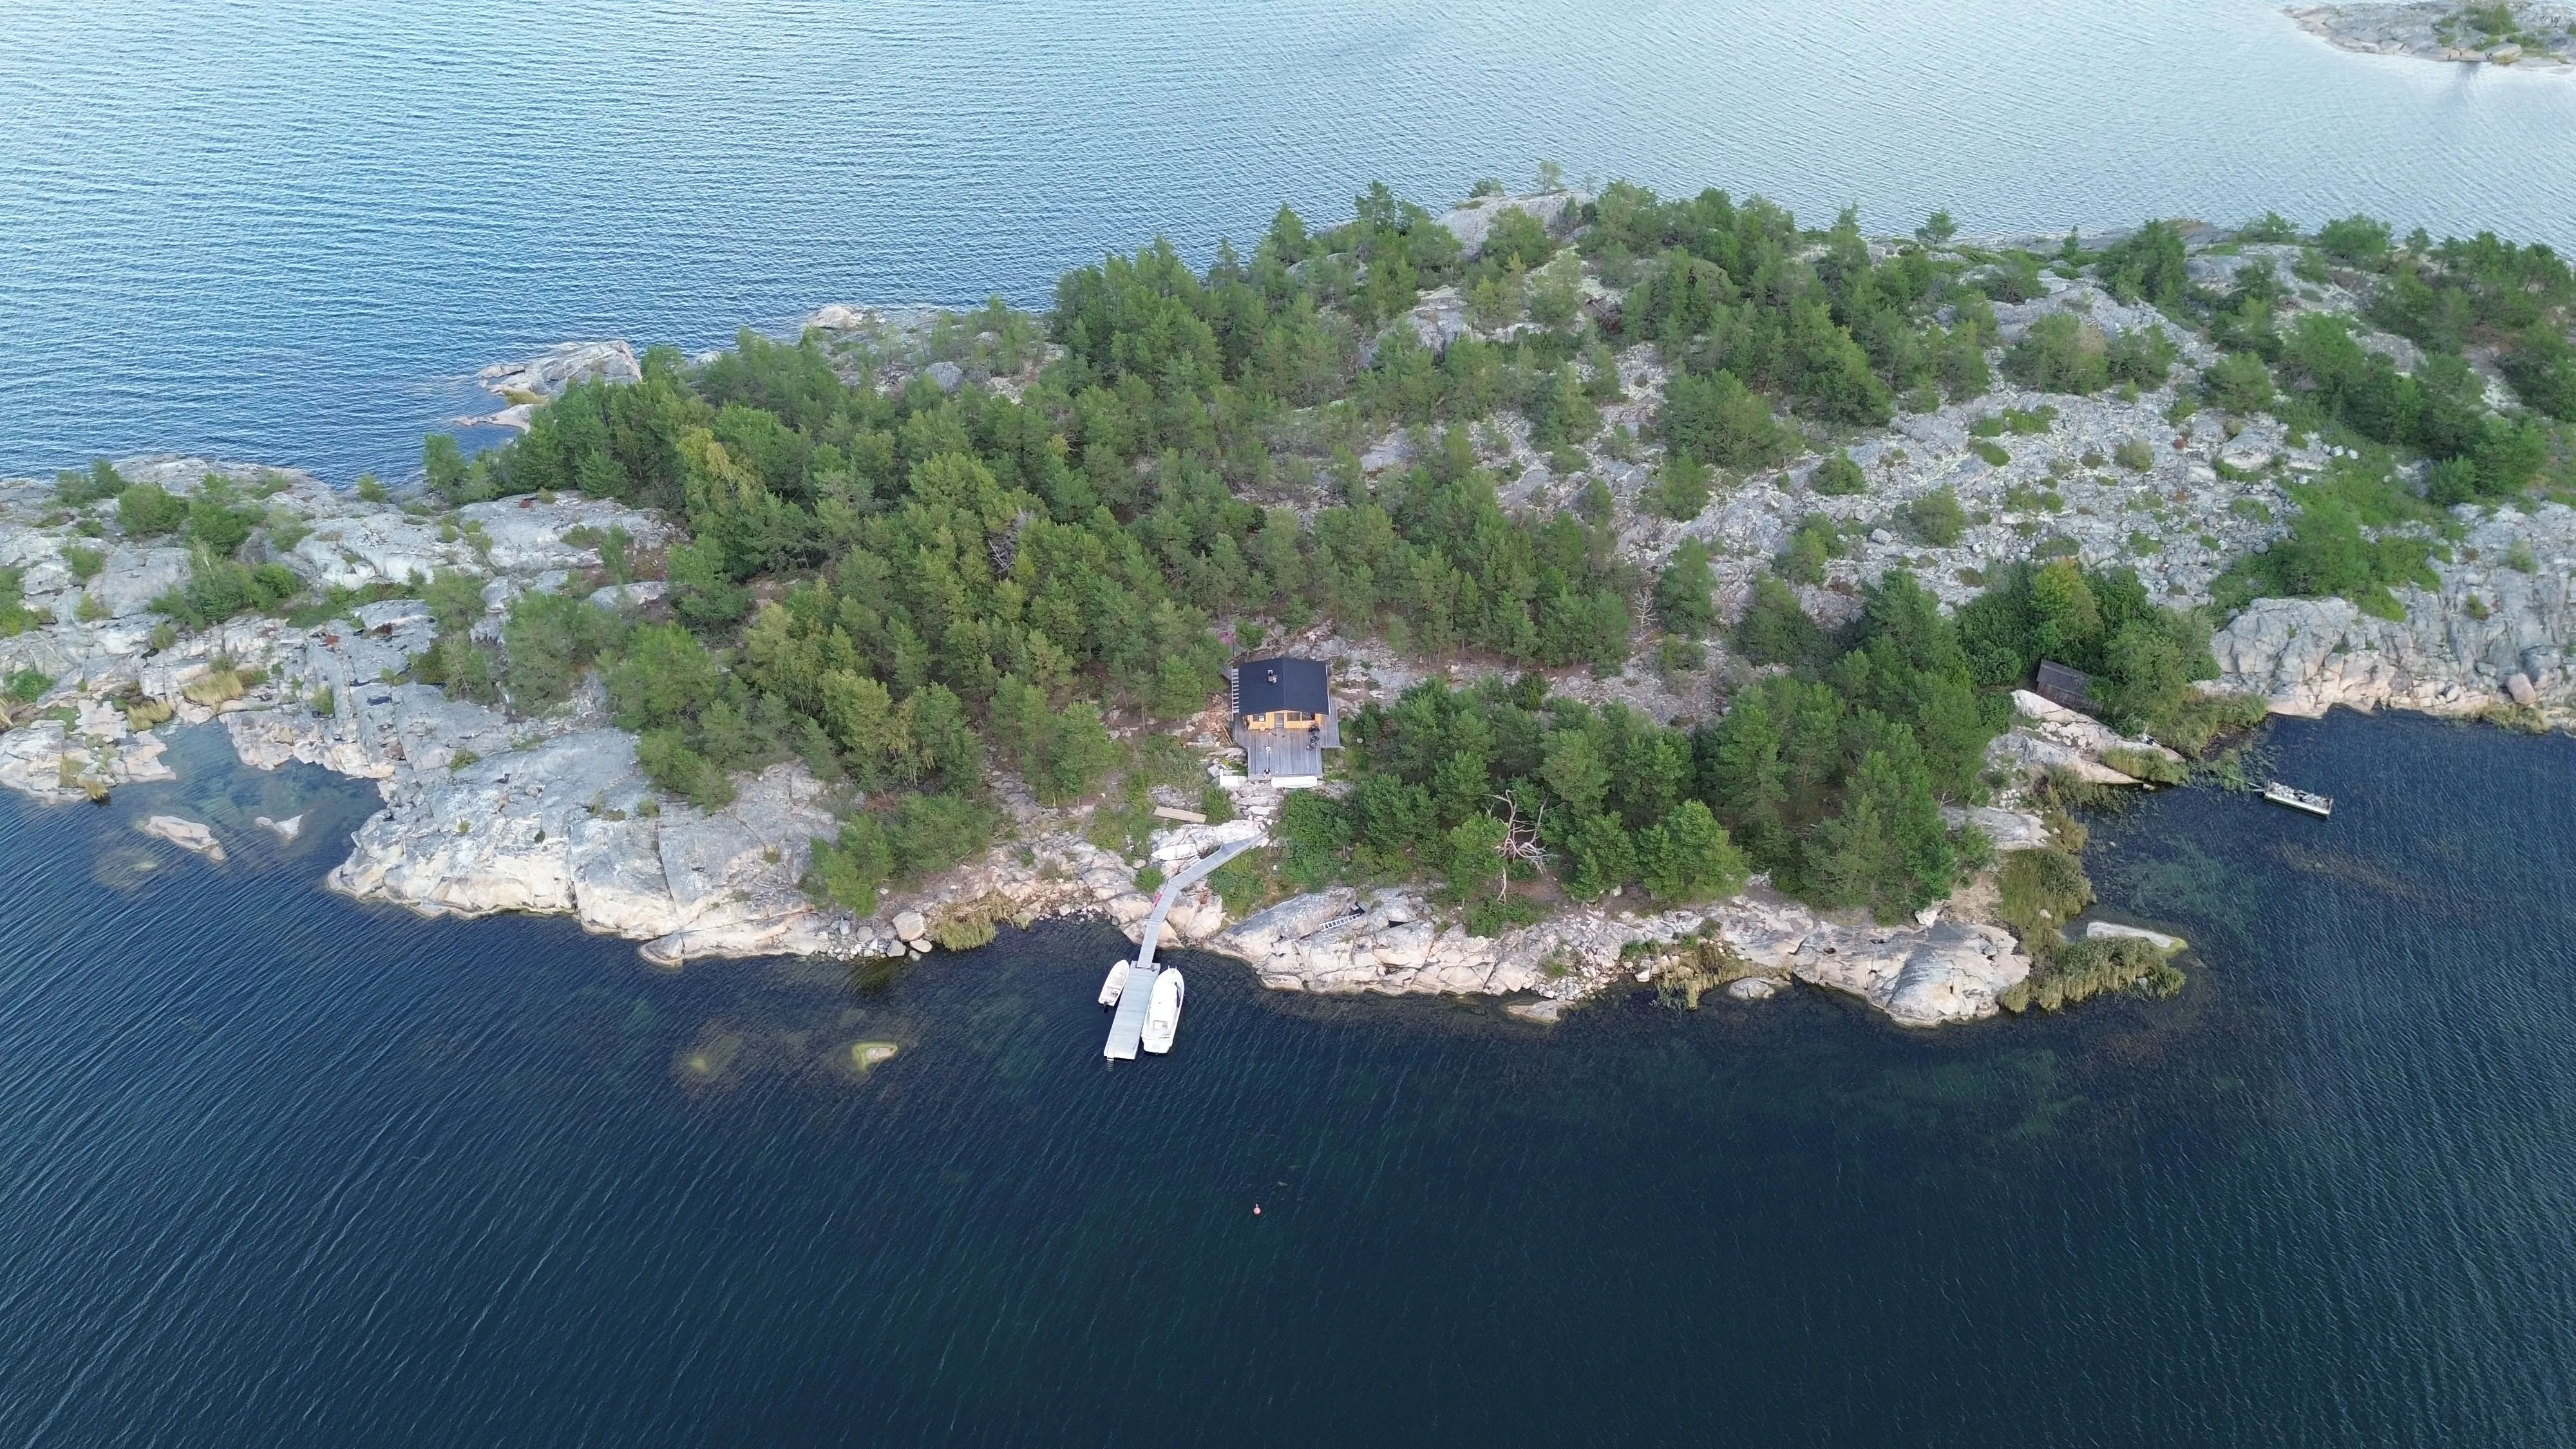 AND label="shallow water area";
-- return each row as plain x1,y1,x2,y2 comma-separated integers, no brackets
0,710,2571,1443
